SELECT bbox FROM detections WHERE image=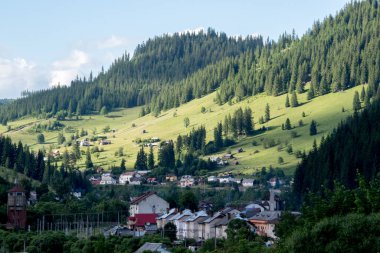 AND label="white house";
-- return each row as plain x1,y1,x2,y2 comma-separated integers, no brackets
167,209,193,239
119,171,136,185
207,176,218,182
80,140,91,147
180,175,195,187
156,208,177,229
100,173,116,185
242,179,255,187
200,208,239,240
183,210,209,240
129,192,169,217
218,176,233,184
